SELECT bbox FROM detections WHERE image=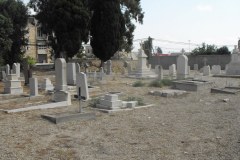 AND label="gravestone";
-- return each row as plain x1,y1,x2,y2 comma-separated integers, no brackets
157,65,163,80
67,63,76,85
1,71,7,82
203,65,211,76
76,72,89,100
188,66,191,75
106,60,112,75
226,45,240,75
29,78,38,96
12,63,17,75
76,63,81,73
4,74,23,94
42,78,54,91
53,58,71,105
177,55,188,79
100,67,104,80
169,64,176,77
6,64,10,75
211,65,221,75
93,71,97,81
16,63,20,78
194,64,198,70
